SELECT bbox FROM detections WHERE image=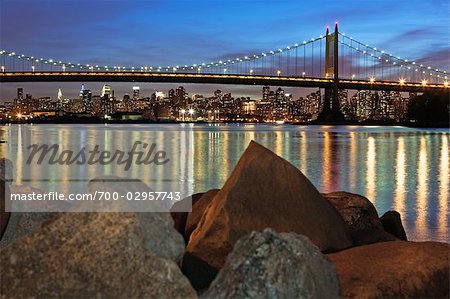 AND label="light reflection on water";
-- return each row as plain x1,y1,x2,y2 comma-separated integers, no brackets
0,124,448,242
